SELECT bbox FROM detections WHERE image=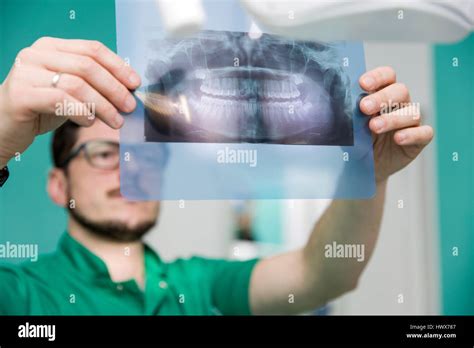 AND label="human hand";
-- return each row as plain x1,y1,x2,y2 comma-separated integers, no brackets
0,37,141,168
359,66,434,183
